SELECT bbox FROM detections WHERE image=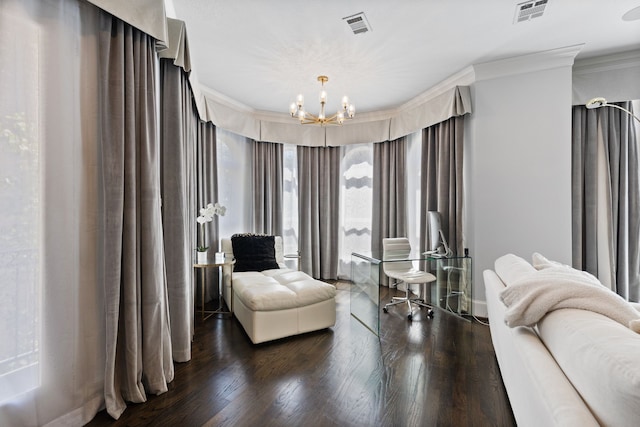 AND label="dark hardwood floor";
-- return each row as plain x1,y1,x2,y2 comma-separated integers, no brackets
86,282,515,427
